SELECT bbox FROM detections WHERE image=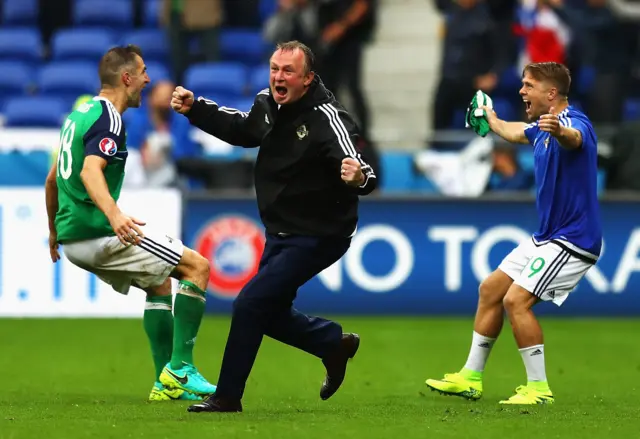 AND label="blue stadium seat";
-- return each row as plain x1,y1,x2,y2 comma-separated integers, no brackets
623,98,640,121
51,28,115,62
73,0,134,30
3,96,67,127
38,62,100,107
2,0,38,26
496,66,521,95
249,65,270,94
576,66,595,97
379,152,414,193
121,29,168,64
184,62,248,100
145,61,171,82
518,150,535,172
259,0,278,22
219,29,270,65
143,0,161,28
492,98,515,121
0,28,41,65
0,61,33,100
